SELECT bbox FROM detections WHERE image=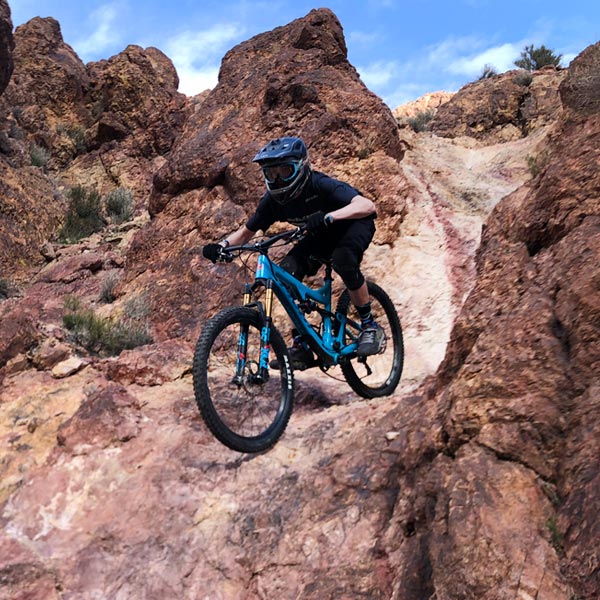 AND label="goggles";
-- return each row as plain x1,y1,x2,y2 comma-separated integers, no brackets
262,161,301,184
